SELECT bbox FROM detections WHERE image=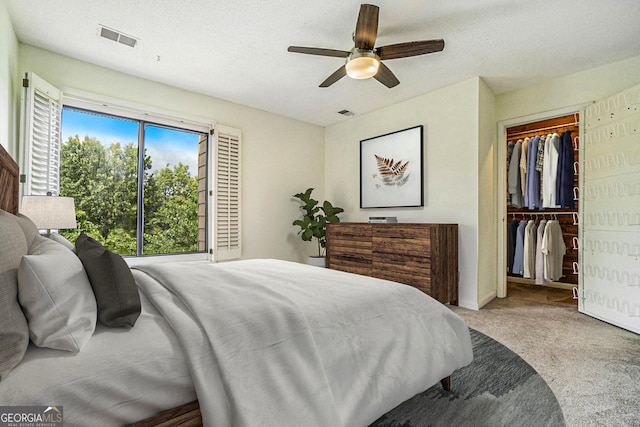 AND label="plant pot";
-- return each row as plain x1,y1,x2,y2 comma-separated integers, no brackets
307,256,326,268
